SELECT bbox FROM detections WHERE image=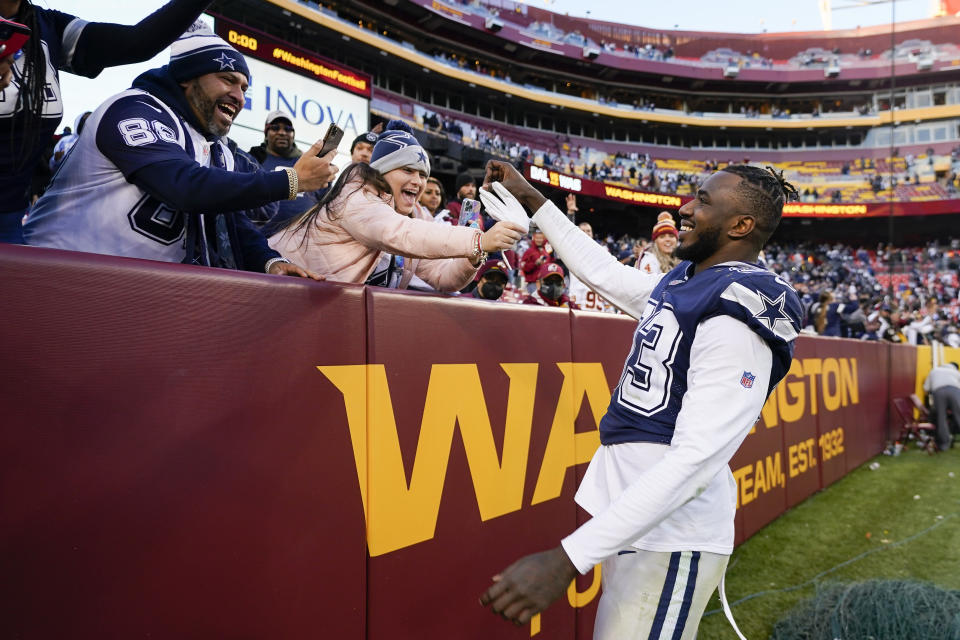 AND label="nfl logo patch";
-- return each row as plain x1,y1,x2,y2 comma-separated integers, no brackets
740,371,756,388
